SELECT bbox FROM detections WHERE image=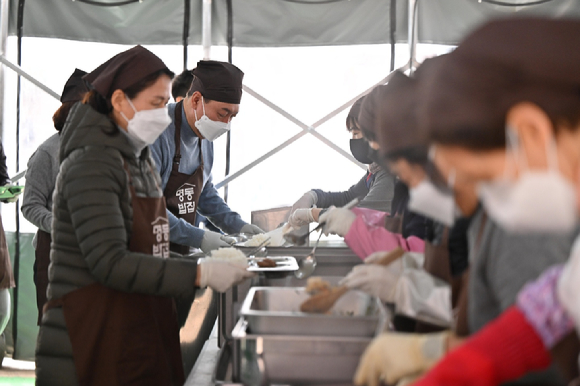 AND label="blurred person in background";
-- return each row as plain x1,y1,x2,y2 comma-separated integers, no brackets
22,68,88,325
0,143,15,364
35,46,254,386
